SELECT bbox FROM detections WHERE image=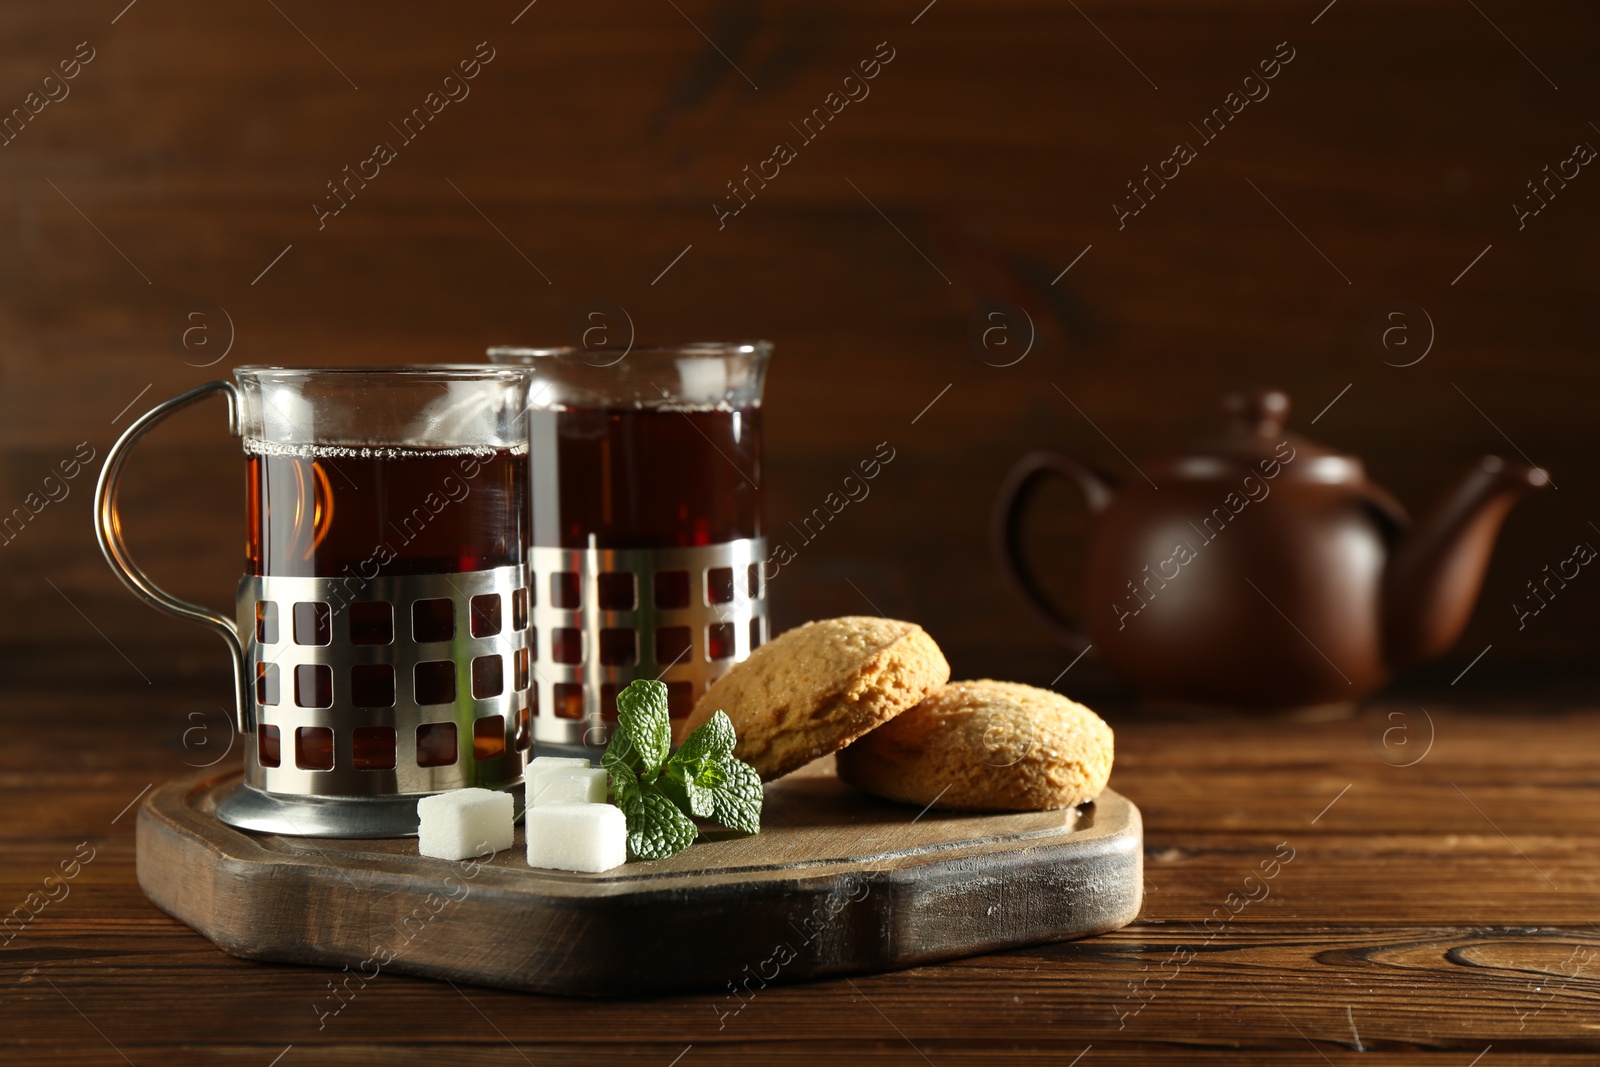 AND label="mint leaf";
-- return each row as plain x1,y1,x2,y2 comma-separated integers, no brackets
709,758,762,835
659,771,716,825
661,760,719,819
616,680,670,773
673,709,737,766
662,716,730,821
662,710,737,822
625,790,698,861
691,757,726,791
683,779,715,819
602,727,643,776
607,756,640,811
